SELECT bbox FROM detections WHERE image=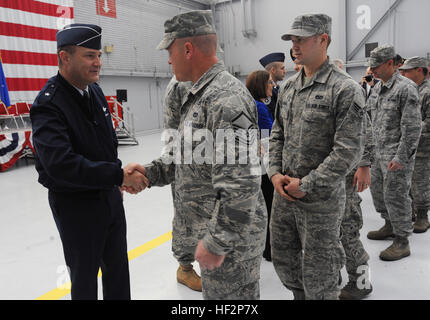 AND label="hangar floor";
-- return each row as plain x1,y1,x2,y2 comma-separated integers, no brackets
1,132,429,300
